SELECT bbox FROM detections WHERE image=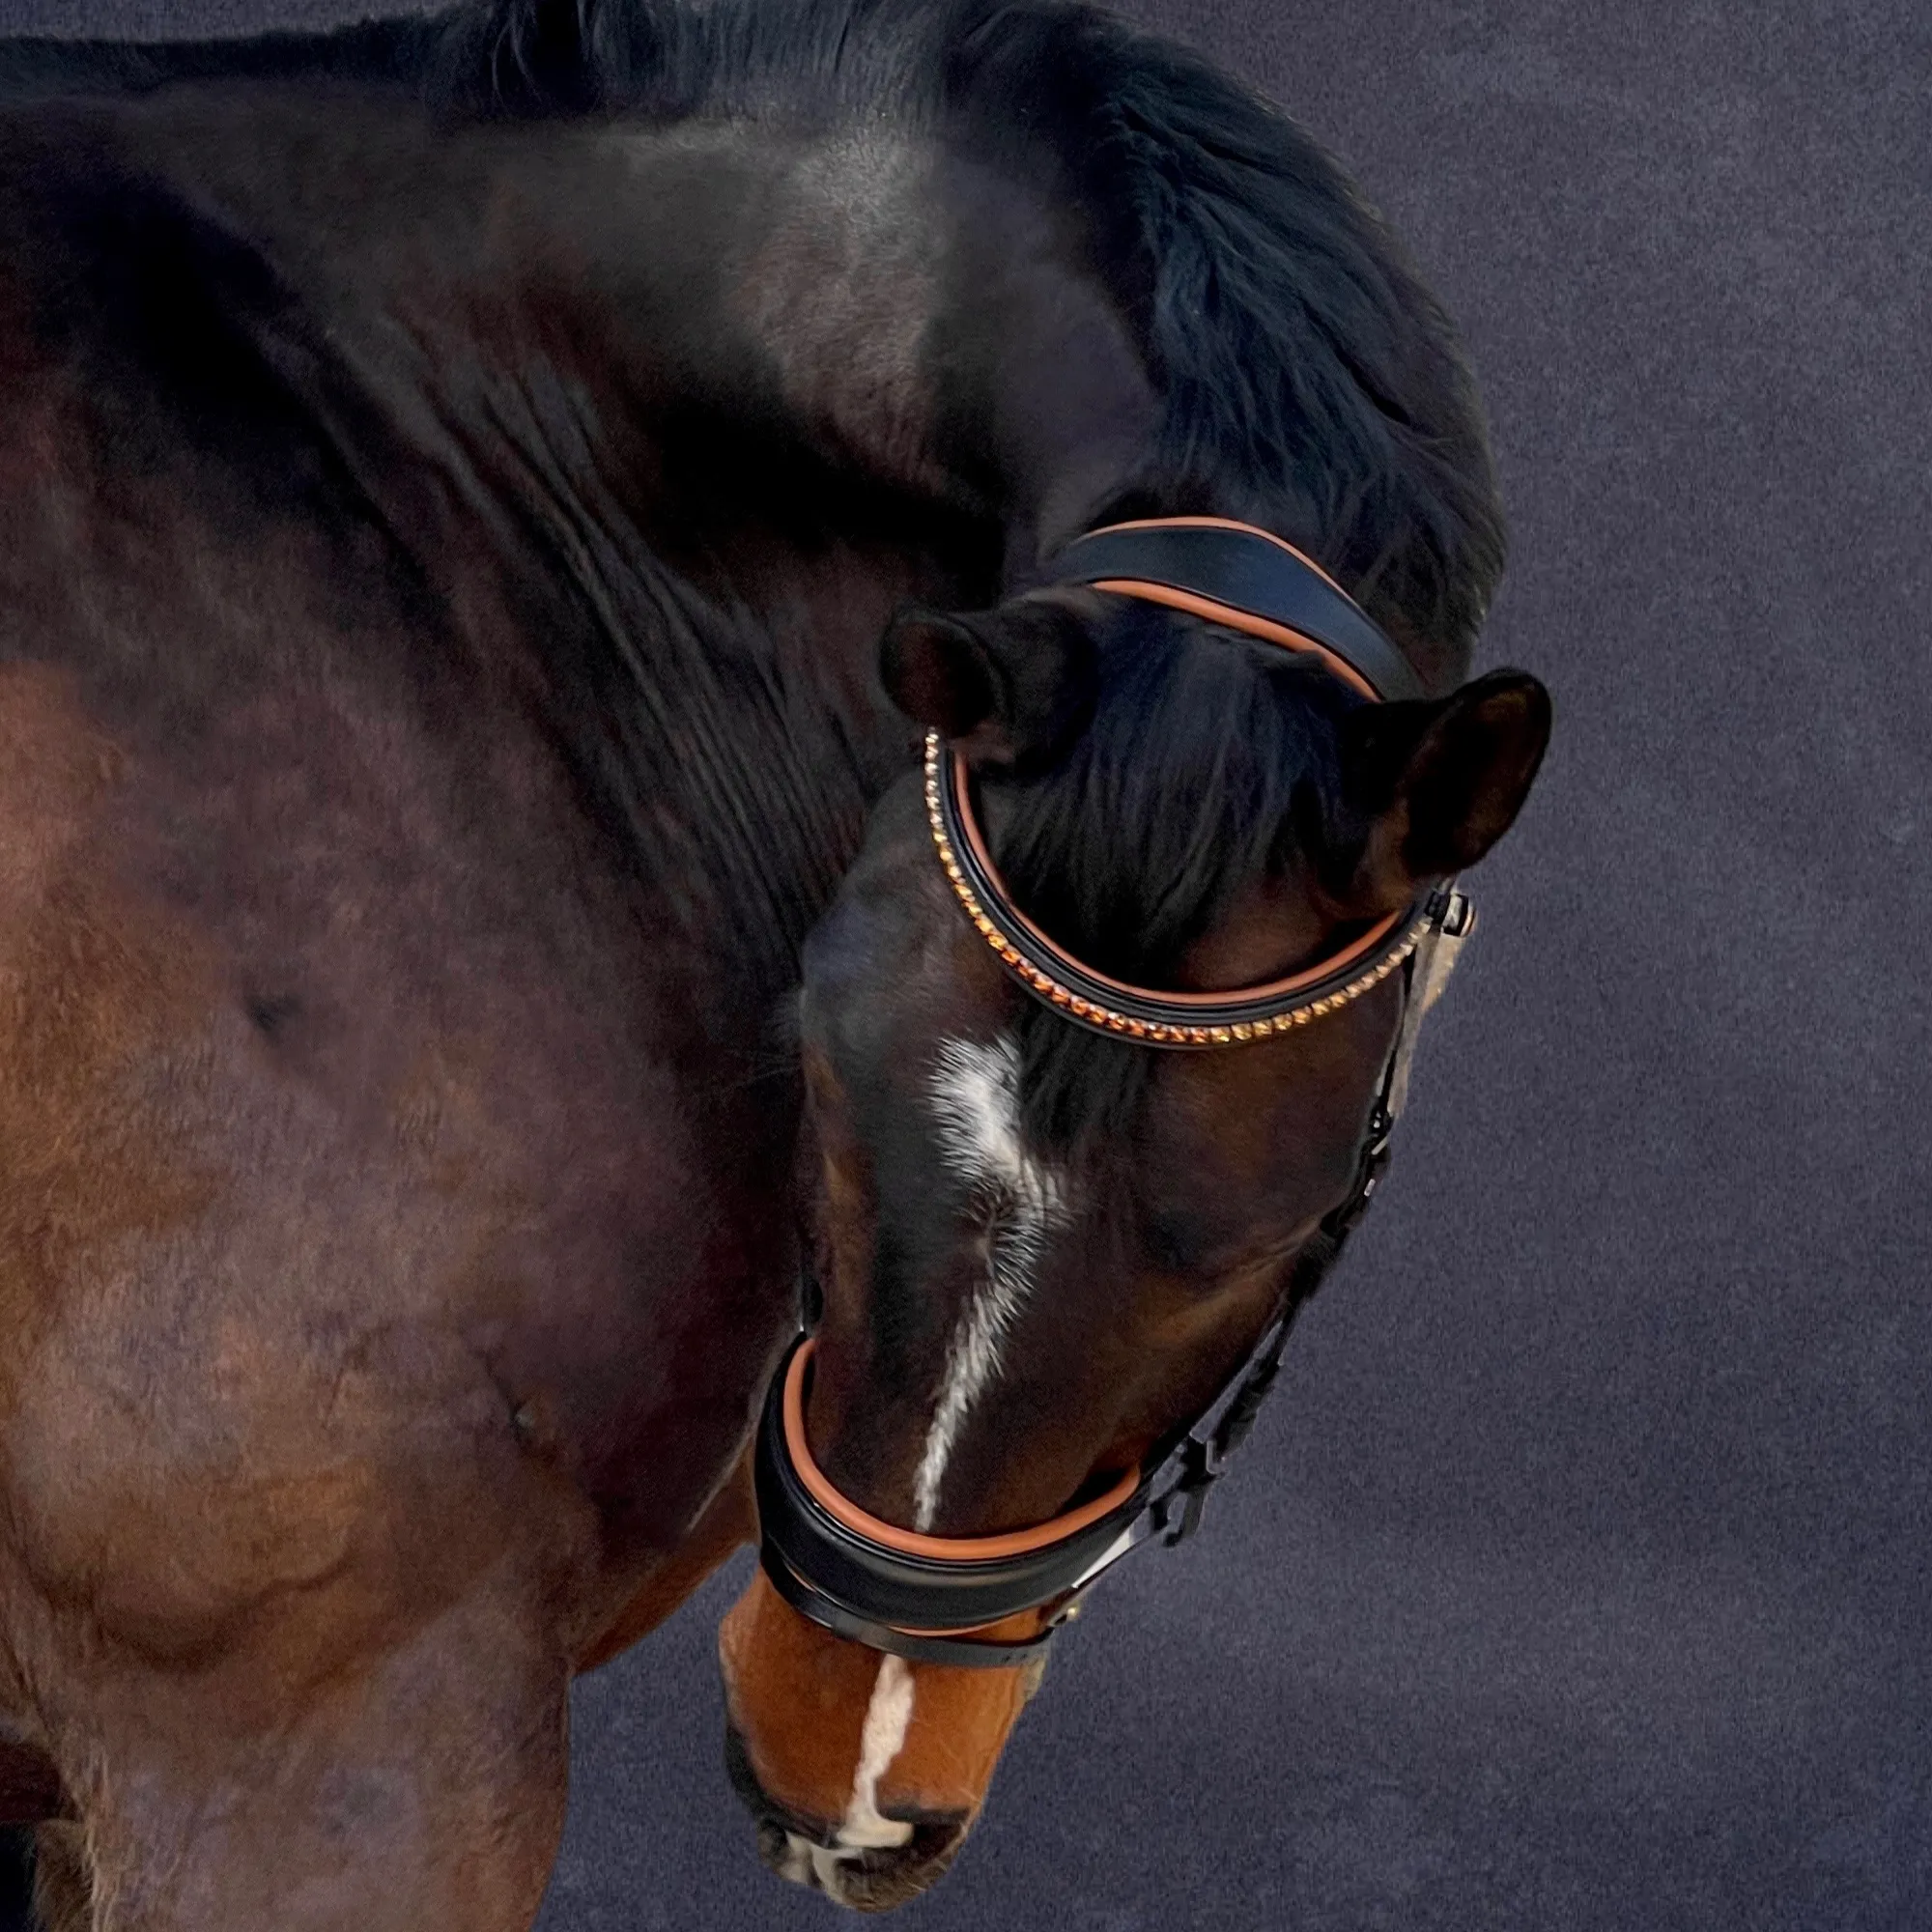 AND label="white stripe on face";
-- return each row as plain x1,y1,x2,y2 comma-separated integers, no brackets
836,1654,917,1851
916,1036,1065,1531
797,1041,1062,1892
